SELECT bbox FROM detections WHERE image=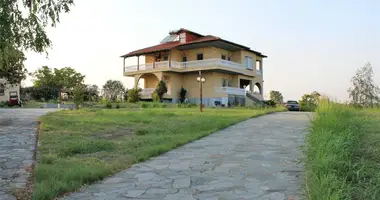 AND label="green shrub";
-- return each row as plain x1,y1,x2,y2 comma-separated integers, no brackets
140,102,149,108
152,91,160,102
106,102,112,109
155,80,167,102
128,88,141,103
263,100,276,107
179,87,187,103
115,104,120,109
